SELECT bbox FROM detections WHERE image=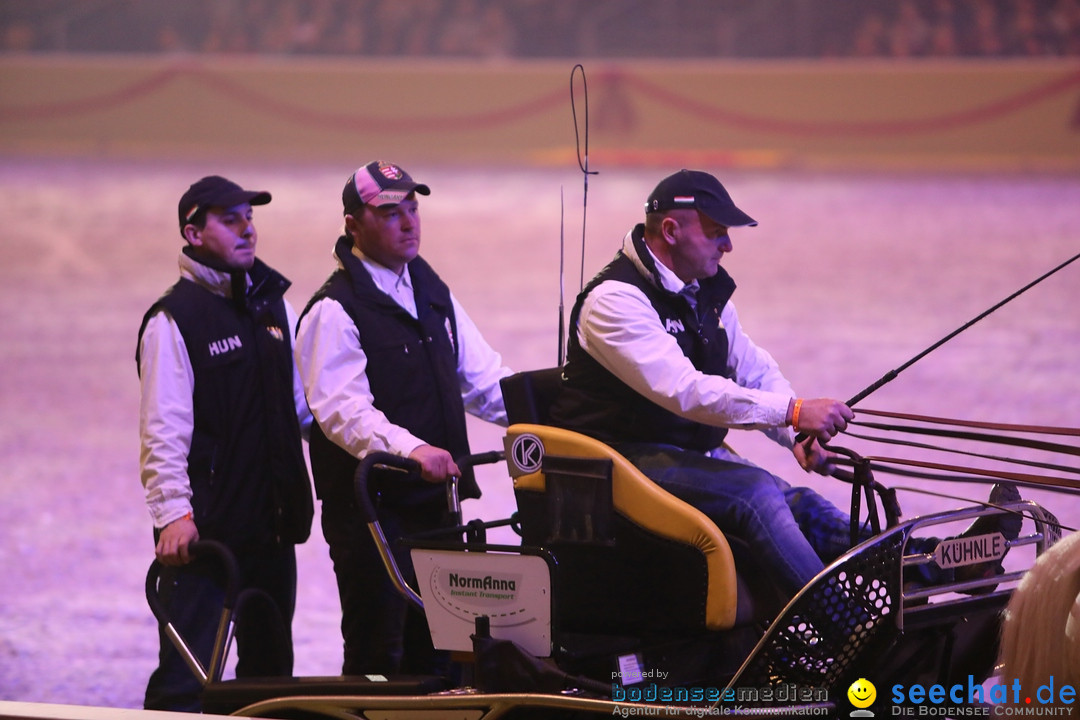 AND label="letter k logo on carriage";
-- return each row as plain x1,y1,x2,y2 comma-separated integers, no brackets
511,434,544,474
